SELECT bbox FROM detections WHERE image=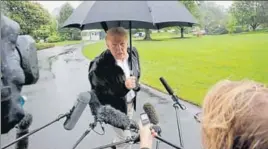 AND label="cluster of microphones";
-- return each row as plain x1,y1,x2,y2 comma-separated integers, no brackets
3,77,182,149
62,90,180,149
64,90,161,134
